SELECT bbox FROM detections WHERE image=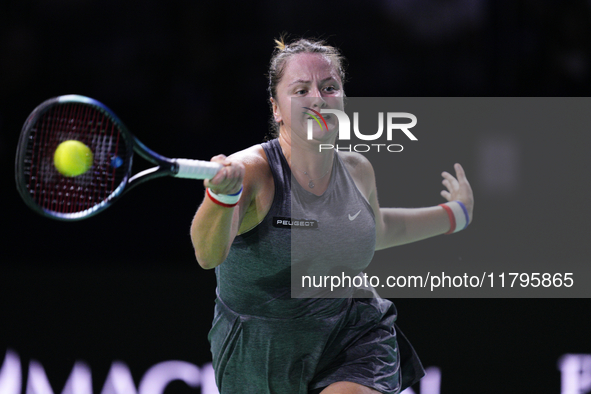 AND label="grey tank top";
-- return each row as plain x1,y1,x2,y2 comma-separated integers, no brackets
215,138,376,318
